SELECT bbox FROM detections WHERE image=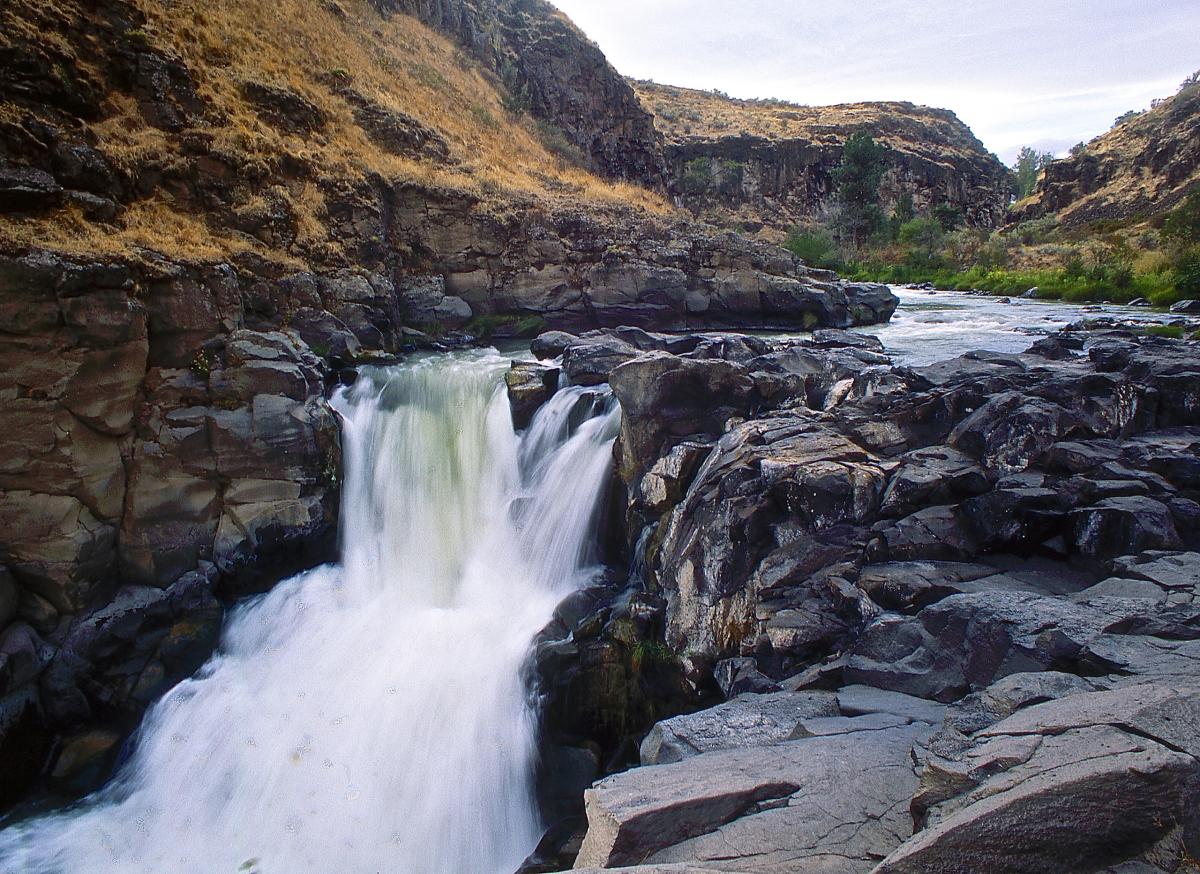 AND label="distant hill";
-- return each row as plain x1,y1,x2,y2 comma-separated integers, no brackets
1013,81,1200,228
633,80,1012,234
